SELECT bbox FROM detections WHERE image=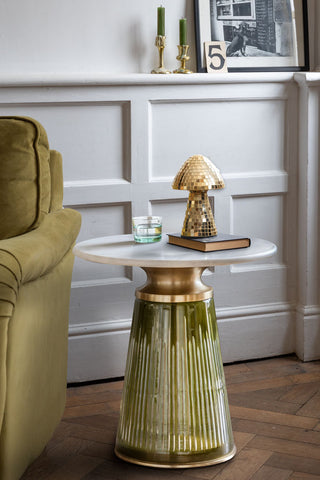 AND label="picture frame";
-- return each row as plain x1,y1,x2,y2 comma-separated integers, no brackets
194,0,309,72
